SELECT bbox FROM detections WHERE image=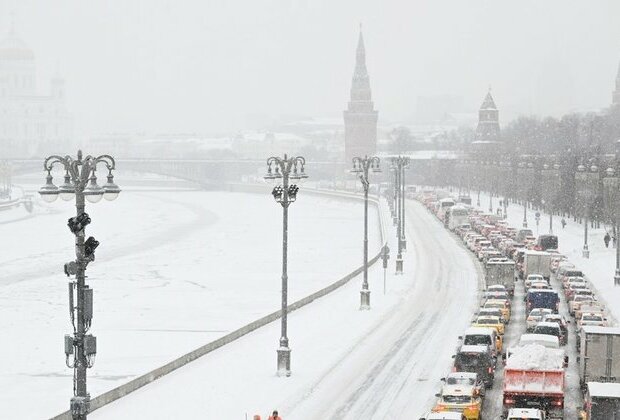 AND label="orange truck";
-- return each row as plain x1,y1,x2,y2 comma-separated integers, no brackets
503,345,565,419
